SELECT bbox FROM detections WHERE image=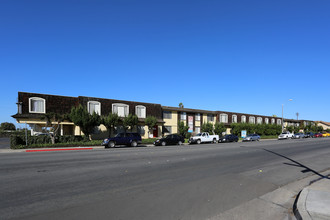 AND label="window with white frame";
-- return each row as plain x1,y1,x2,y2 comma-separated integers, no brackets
88,101,101,115
232,115,237,123
181,112,186,120
195,113,200,121
163,111,172,119
271,118,275,124
208,114,214,122
241,115,246,123
112,103,129,117
265,118,269,124
136,105,146,118
249,116,255,124
195,127,201,133
257,117,262,124
219,114,228,123
277,119,281,125
29,97,46,113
